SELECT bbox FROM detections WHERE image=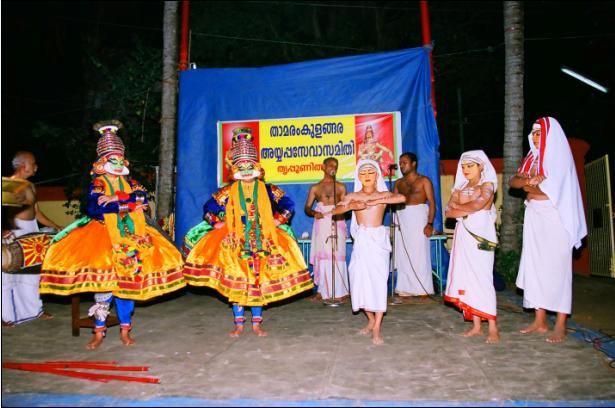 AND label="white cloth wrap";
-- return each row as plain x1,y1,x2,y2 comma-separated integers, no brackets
309,202,349,299
516,199,572,314
349,225,390,313
394,204,434,295
2,218,43,324
444,209,497,319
